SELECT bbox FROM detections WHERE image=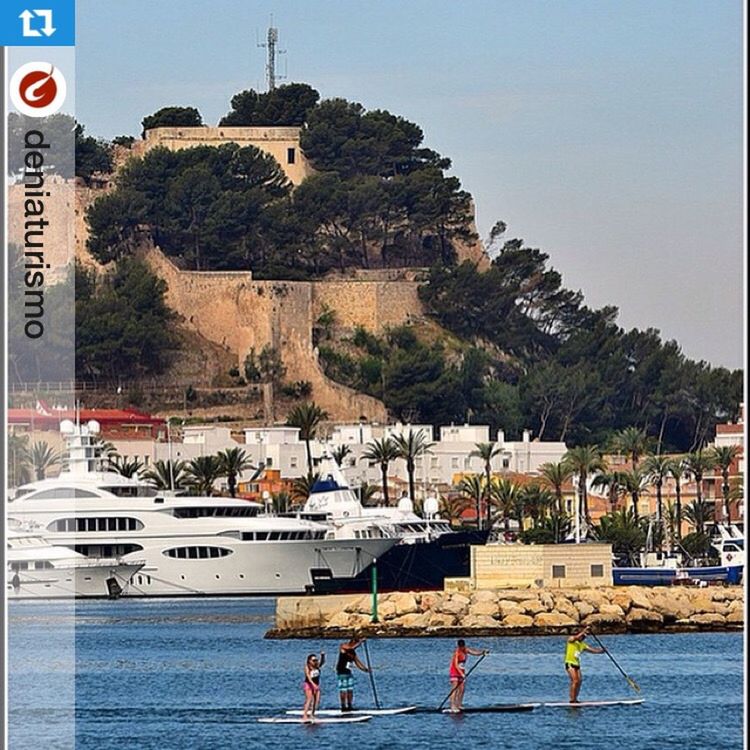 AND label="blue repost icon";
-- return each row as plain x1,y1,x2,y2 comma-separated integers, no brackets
1,0,75,46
